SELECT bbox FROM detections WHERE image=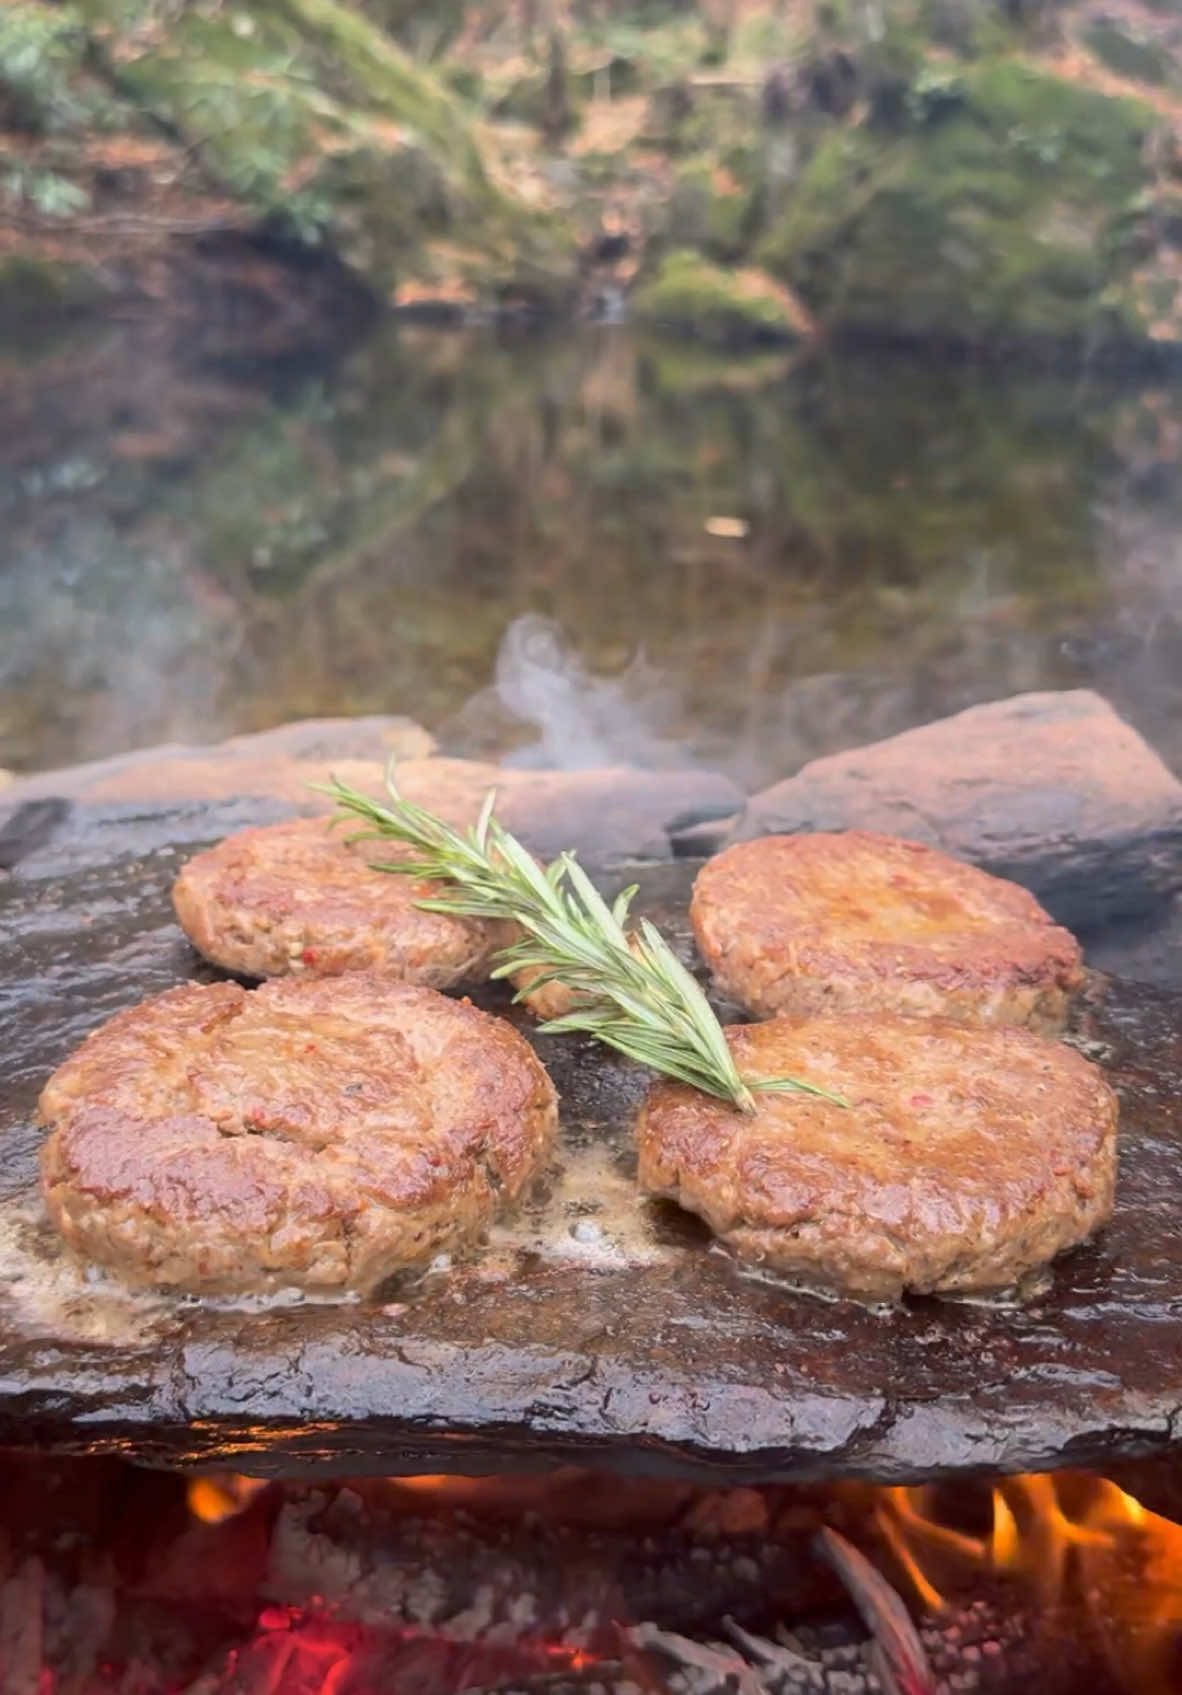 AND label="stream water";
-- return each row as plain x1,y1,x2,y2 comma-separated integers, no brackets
2,319,1181,789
